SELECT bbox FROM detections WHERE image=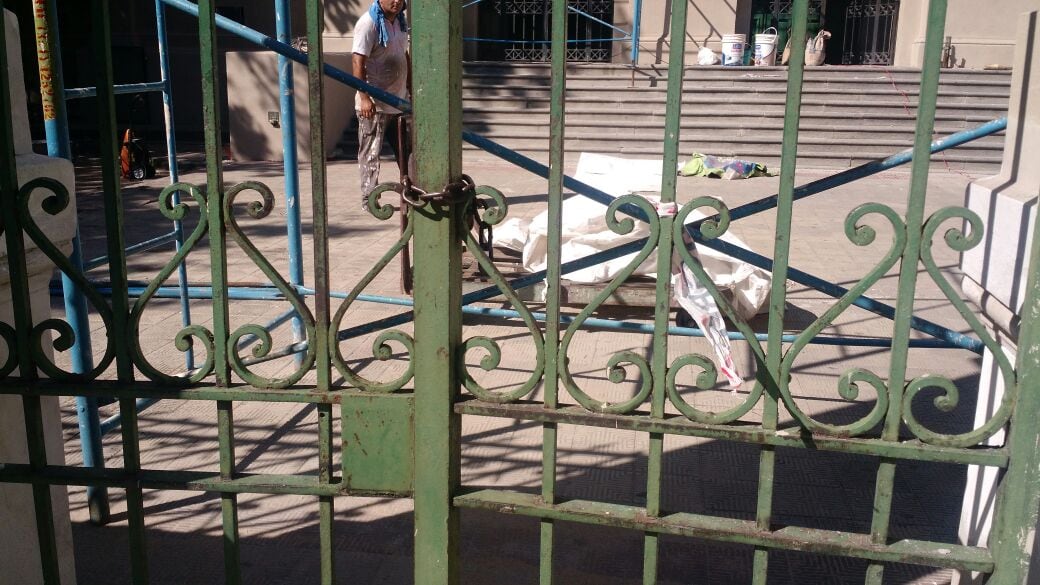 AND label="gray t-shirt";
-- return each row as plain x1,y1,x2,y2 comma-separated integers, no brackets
352,12,409,114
